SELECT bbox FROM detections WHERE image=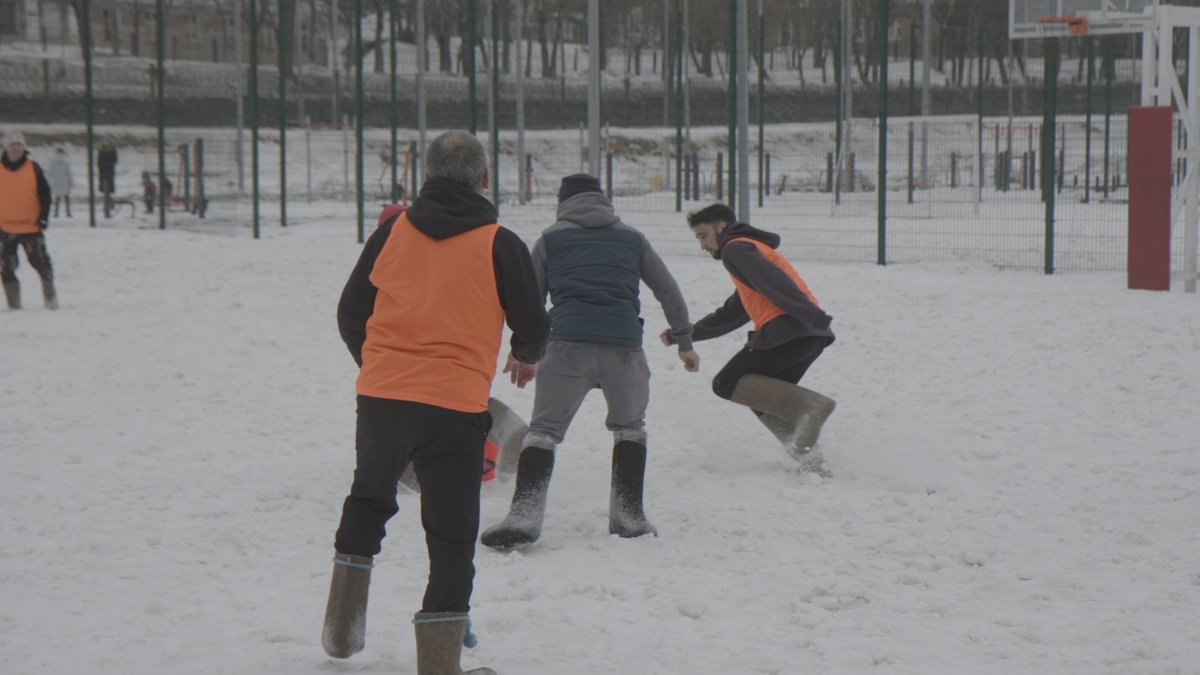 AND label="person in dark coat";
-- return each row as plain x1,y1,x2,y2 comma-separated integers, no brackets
97,136,118,218
664,203,837,477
